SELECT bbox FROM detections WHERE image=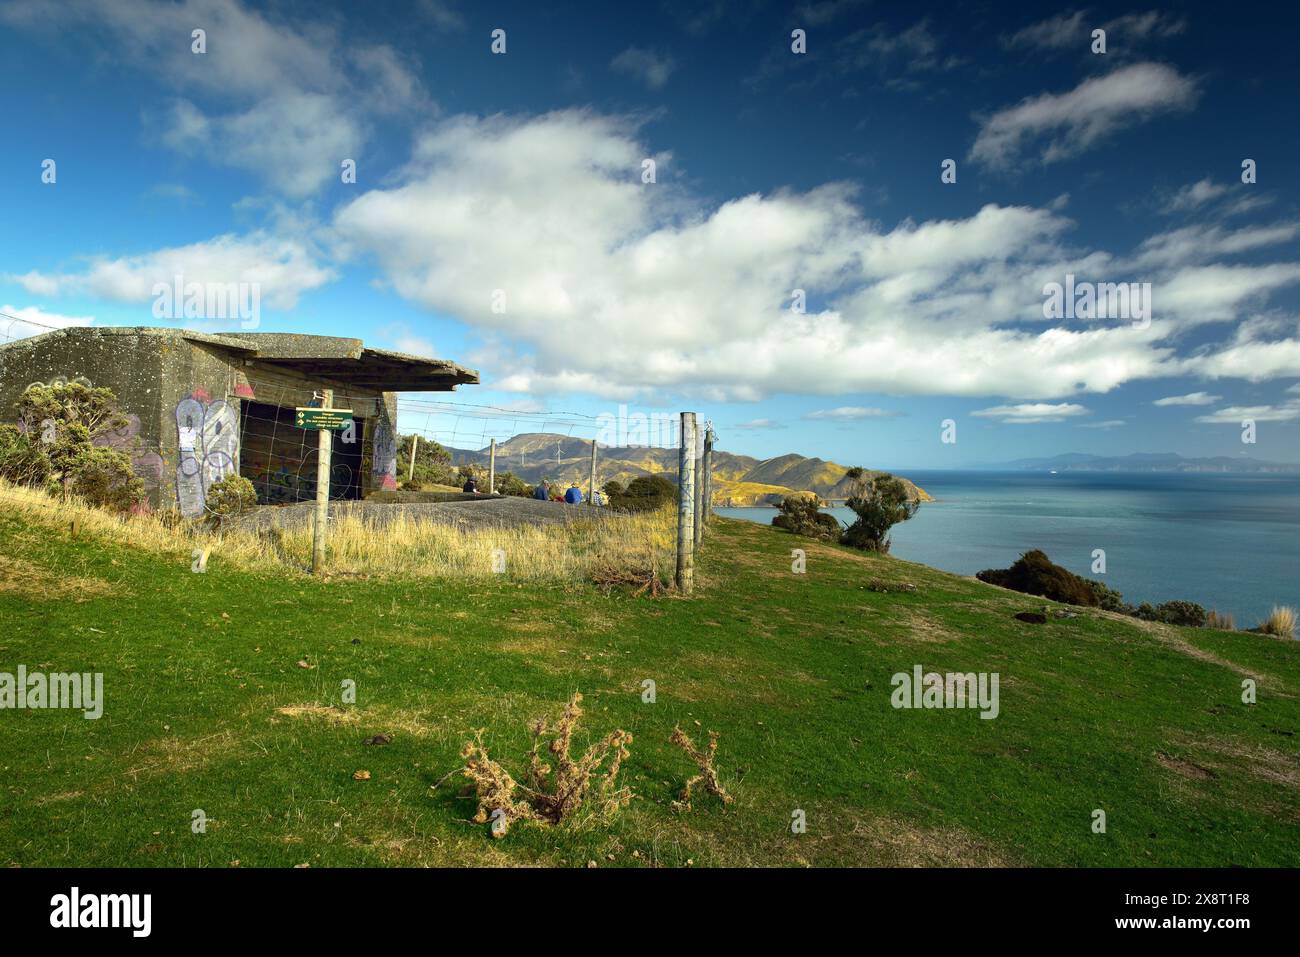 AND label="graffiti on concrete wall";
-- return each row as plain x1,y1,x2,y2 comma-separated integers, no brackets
371,418,397,491
250,460,302,503
175,393,239,517
247,456,356,503
95,413,165,496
